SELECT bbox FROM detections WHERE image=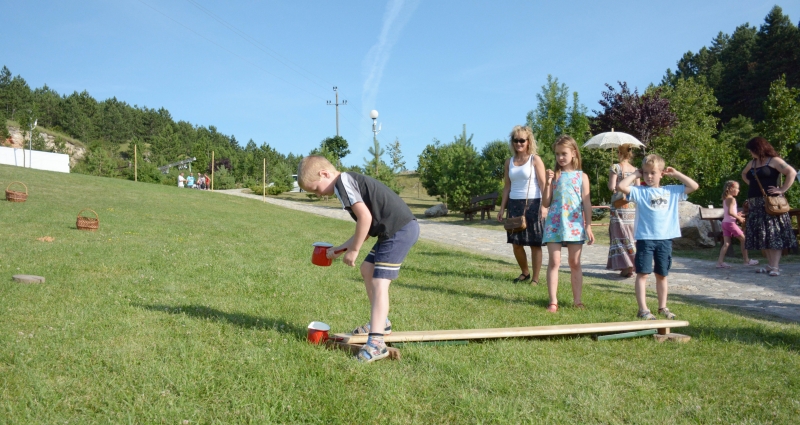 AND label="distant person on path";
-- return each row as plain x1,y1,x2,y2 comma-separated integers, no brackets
187,173,195,189
205,174,211,190
496,125,546,285
178,172,186,188
606,145,638,278
741,137,797,276
617,154,698,320
716,181,758,268
297,155,419,363
197,174,206,190
541,135,595,313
